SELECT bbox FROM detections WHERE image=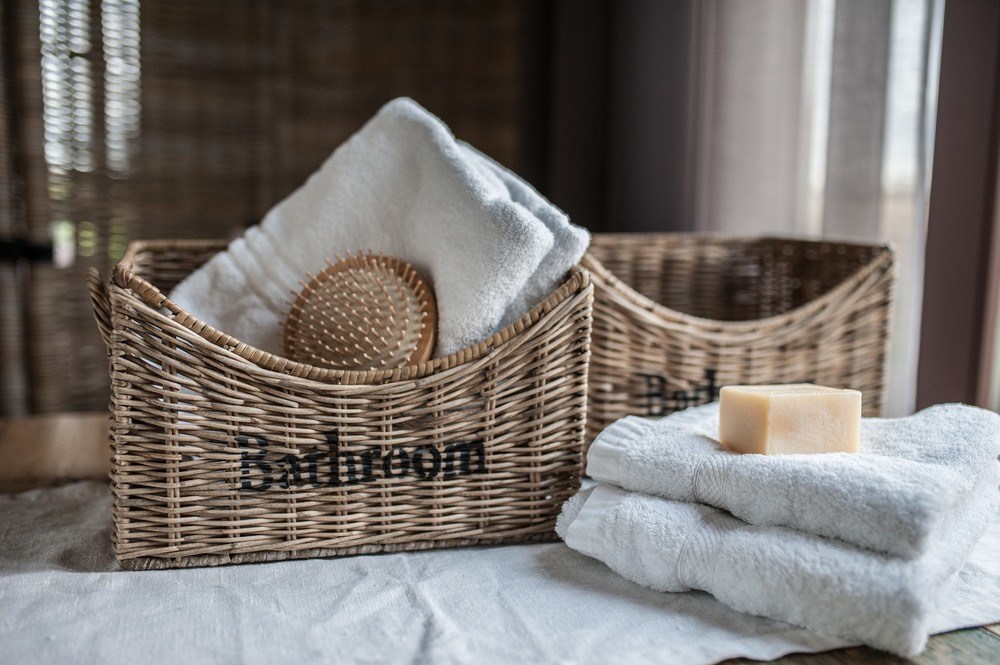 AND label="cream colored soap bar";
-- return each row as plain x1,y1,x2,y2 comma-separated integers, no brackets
719,384,862,455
